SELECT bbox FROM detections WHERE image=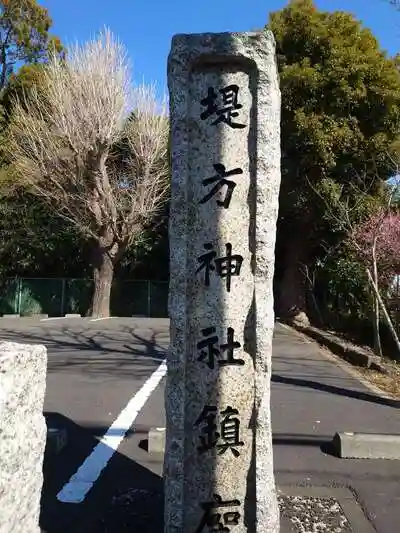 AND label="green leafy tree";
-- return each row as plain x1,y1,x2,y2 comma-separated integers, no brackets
0,0,62,91
0,0,62,174
0,3,68,281
0,189,88,278
0,0,62,230
0,62,46,186
268,0,400,323
2,62,45,113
